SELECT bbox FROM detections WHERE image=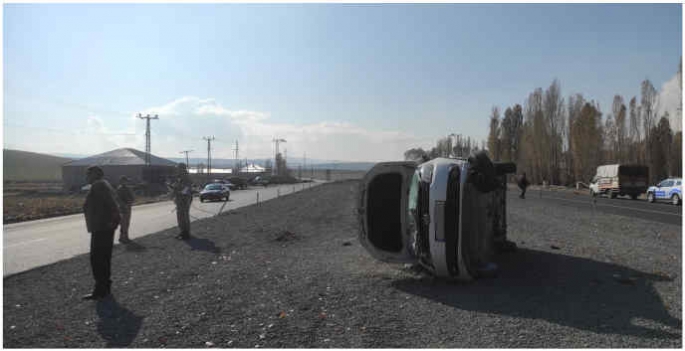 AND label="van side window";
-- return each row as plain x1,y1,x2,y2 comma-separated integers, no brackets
677,181,681,186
